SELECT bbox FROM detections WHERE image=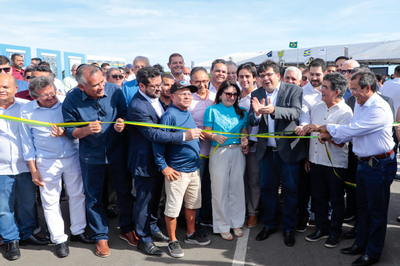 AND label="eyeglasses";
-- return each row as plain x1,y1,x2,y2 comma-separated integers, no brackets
0,67,11,73
302,76,308,81
223,92,238,99
258,73,275,79
193,80,209,86
147,84,162,90
37,91,56,99
25,76,32,79
111,74,124,79
341,69,353,75
93,101,107,117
